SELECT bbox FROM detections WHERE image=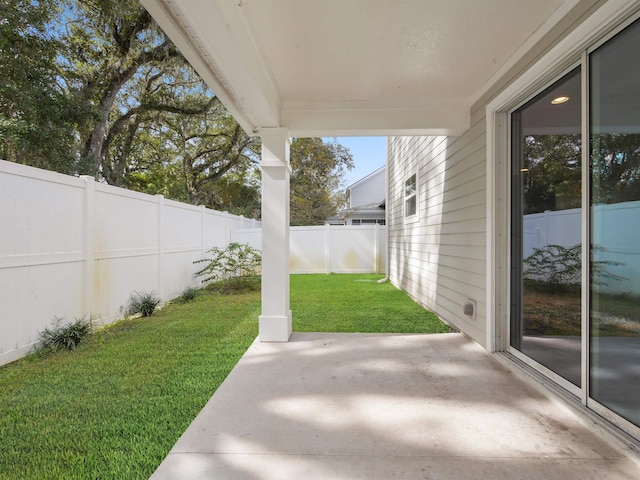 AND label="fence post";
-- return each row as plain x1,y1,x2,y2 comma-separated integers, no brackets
543,209,550,246
200,205,206,256
81,176,95,316
224,211,231,246
325,224,331,274
156,195,165,300
374,223,379,274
